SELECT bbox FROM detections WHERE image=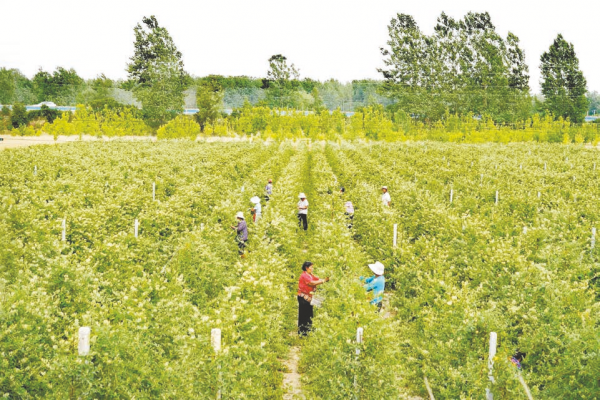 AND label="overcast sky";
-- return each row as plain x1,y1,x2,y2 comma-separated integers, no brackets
0,0,597,93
